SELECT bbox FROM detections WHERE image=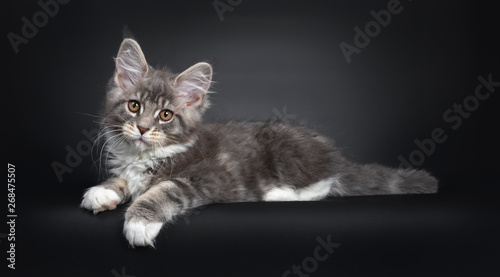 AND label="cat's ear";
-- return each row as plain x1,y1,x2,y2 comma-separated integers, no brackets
114,38,149,91
173,62,213,108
